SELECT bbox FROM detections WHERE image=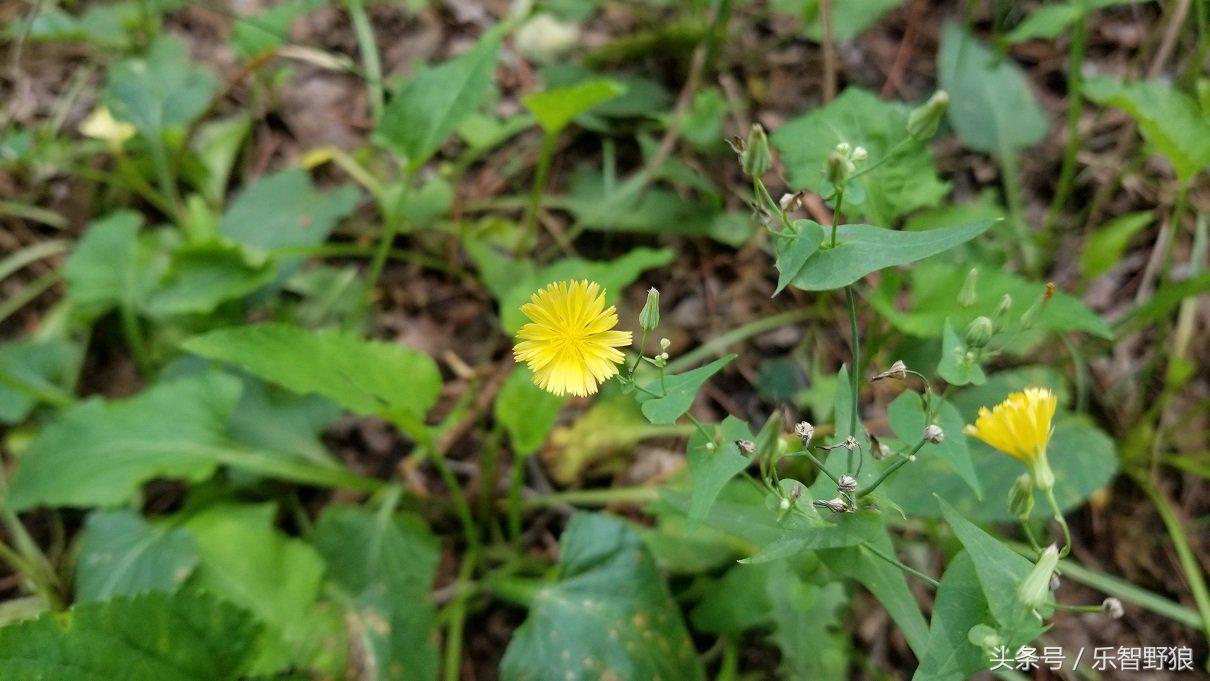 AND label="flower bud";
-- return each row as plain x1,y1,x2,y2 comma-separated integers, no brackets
1008,473,1035,519
838,475,858,493
964,316,994,349
638,287,660,332
1018,544,1060,612
851,146,868,162
1020,282,1055,330
741,123,772,178
778,497,791,511
659,337,671,351
1103,597,1124,619
923,424,944,444
994,293,1013,328
967,624,1004,656
826,150,847,185
794,421,814,446
958,268,978,308
872,360,907,382
906,90,949,141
